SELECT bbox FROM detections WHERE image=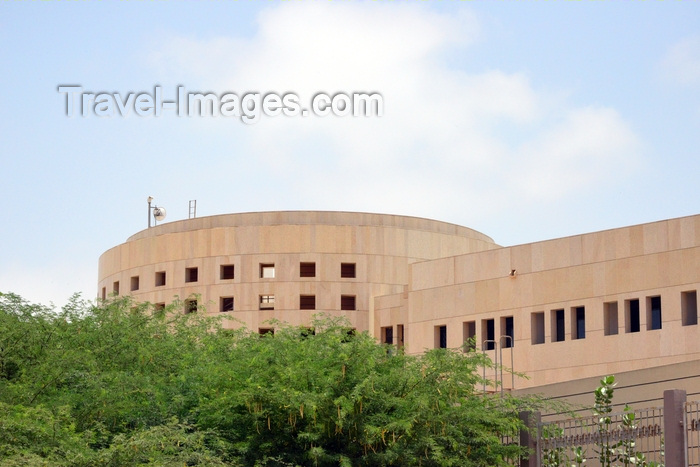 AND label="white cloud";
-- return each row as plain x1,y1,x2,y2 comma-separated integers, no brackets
147,1,642,224
661,35,700,86
513,107,642,199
